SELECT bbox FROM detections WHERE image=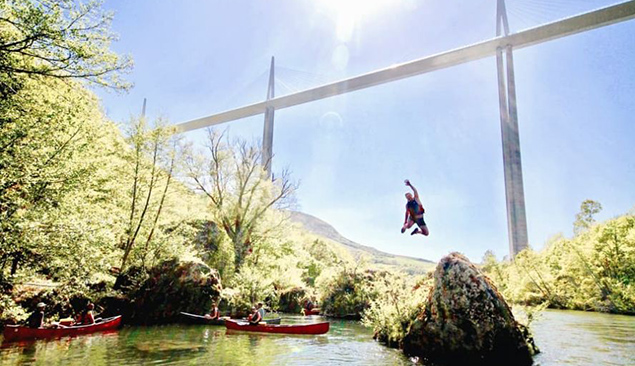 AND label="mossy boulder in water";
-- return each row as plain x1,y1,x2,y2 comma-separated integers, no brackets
102,259,221,325
402,252,538,366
